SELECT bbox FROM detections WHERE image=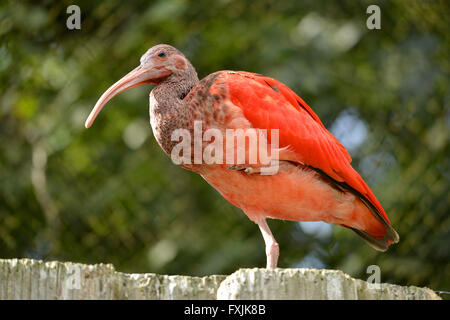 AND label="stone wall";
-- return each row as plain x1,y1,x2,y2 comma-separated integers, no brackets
0,259,440,300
